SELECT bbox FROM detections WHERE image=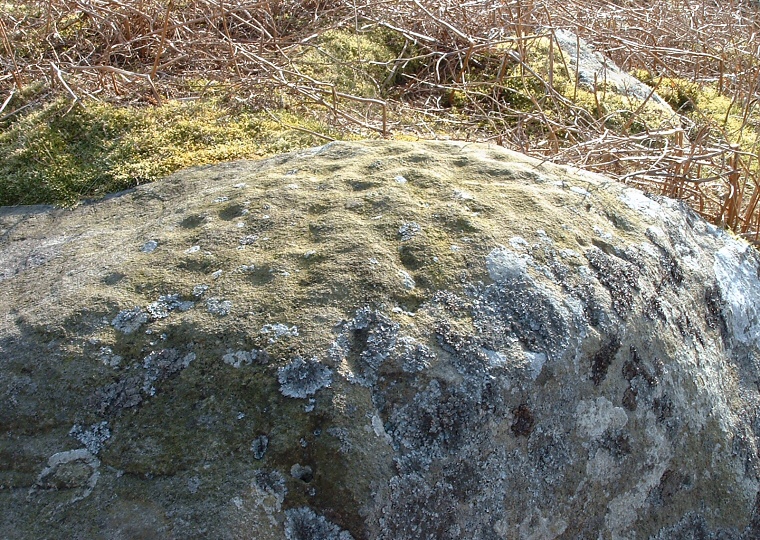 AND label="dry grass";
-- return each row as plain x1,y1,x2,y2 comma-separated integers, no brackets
2,0,760,244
